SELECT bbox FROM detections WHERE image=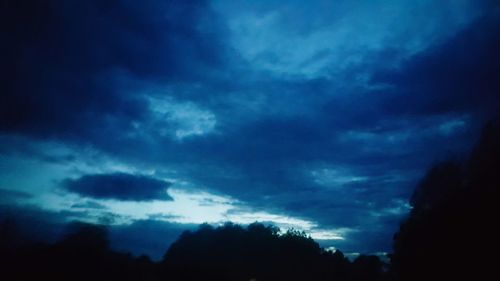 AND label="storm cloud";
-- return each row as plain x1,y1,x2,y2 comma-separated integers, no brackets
1,0,499,258
1,0,228,140
63,173,172,201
